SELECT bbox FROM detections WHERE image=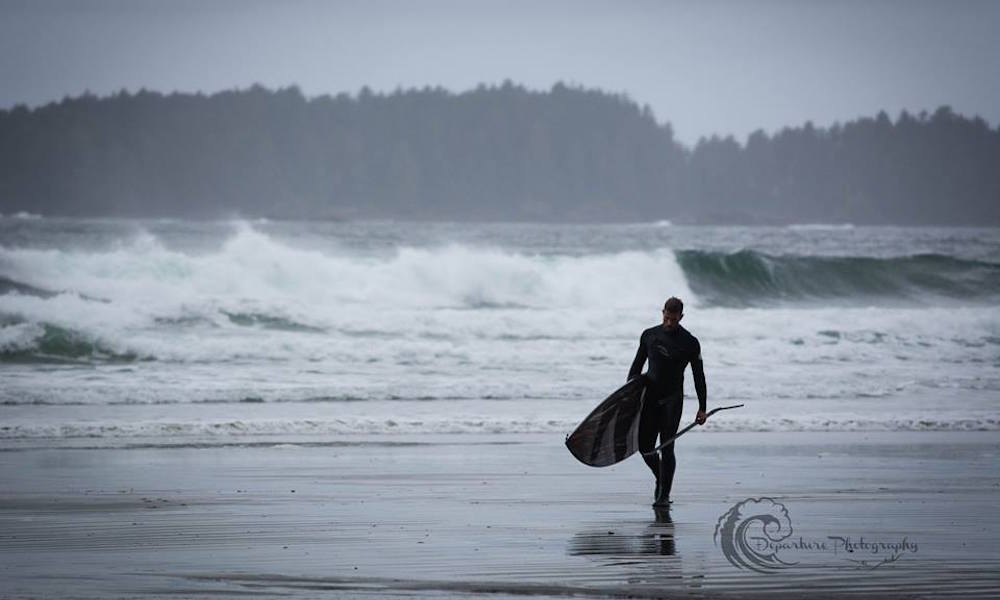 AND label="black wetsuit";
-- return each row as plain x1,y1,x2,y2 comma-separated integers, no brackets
628,323,706,499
